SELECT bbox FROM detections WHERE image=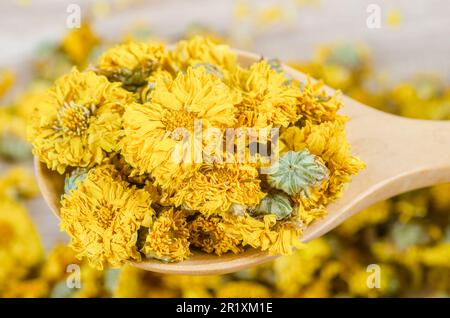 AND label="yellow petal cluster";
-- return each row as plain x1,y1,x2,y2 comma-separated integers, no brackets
28,68,133,173
60,165,154,269
142,208,191,262
169,163,265,216
230,60,300,128
97,41,166,88
189,215,242,255
167,36,237,74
